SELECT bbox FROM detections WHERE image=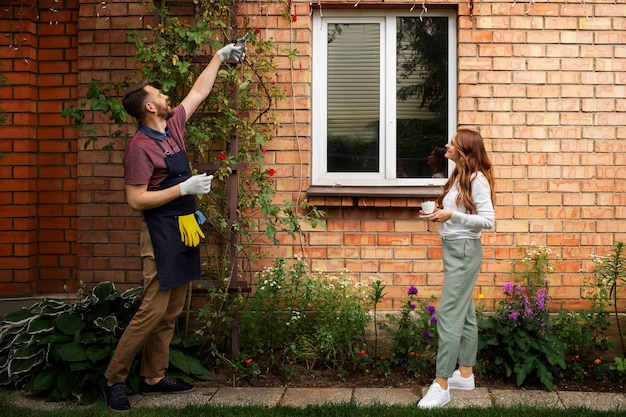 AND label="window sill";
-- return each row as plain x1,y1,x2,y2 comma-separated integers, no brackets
306,185,442,207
